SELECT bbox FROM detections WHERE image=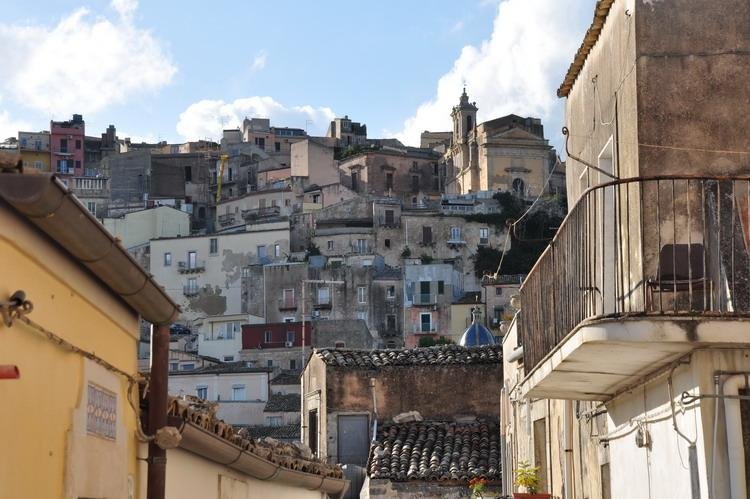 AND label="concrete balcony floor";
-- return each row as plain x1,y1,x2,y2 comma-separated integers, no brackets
520,317,750,401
